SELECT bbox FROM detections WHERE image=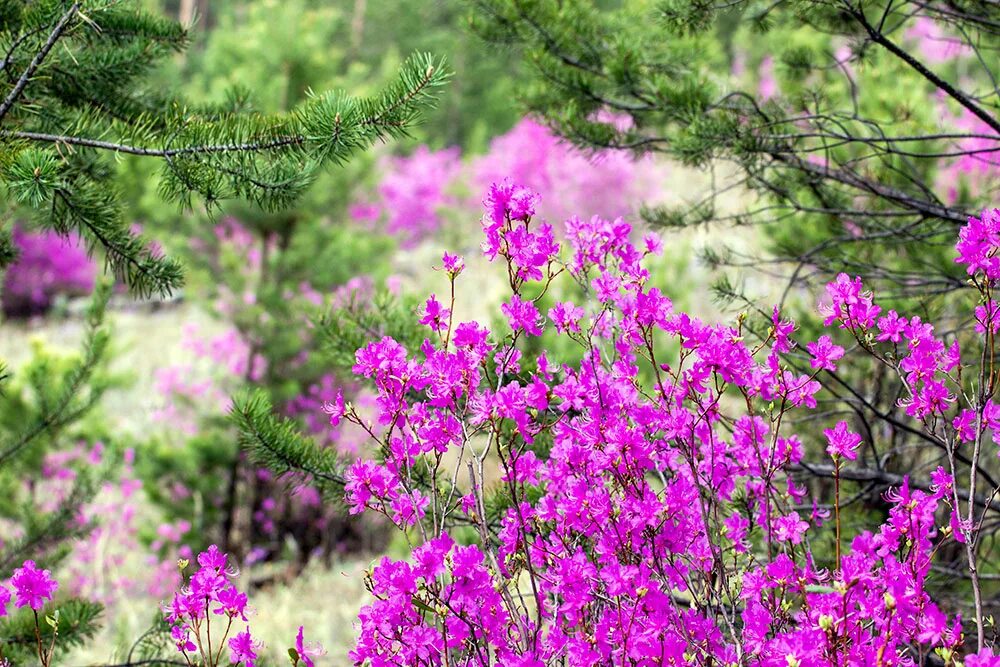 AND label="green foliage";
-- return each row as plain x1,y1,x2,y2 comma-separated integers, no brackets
0,283,117,571
231,389,346,497
0,598,104,664
469,0,997,305
333,0,522,150
0,0,451,297
319,290,427,373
